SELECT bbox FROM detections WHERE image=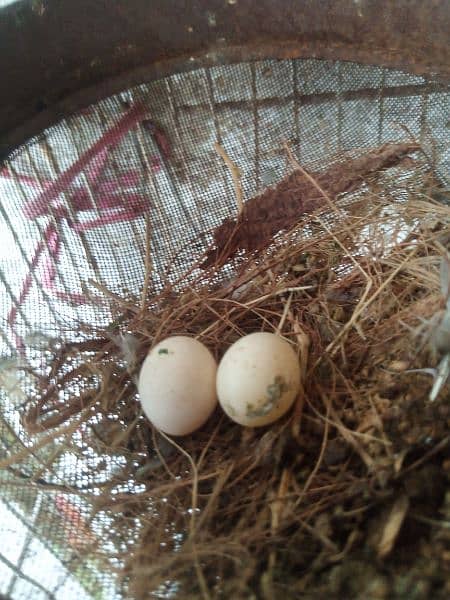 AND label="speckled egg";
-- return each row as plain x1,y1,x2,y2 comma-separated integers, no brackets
216,332,301,427
138,336,217,436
